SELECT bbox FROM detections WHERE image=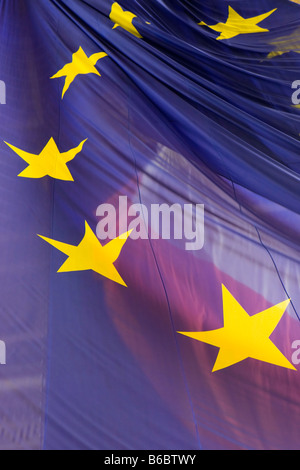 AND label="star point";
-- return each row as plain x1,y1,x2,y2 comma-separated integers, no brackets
109,2,142,38
38,222,132,286
4,138,87,181
199,6,277,41
51,47,108,99
179,285,296,372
